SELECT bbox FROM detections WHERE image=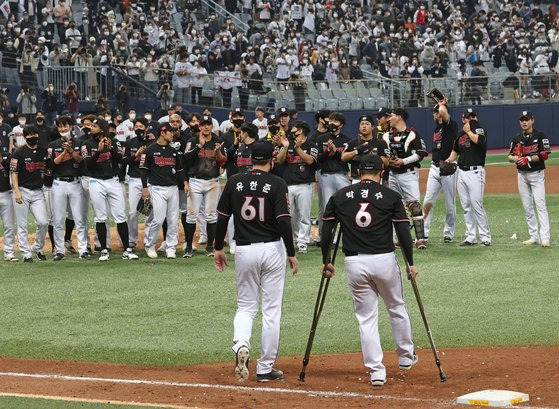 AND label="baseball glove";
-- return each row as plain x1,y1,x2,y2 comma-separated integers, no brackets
137,197,153,216
439,161,457,176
